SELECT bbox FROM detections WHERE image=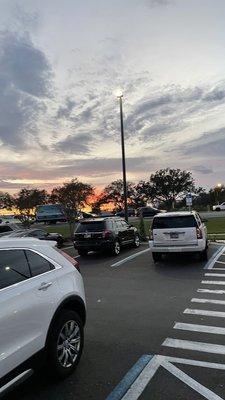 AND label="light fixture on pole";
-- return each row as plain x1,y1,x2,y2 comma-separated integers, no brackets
116,91,128,222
